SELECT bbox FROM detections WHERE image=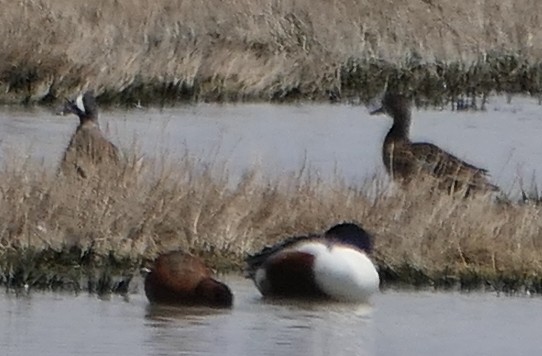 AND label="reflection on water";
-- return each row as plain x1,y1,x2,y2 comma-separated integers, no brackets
0,276,374,356
142,278,374,356
2,276,542,356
